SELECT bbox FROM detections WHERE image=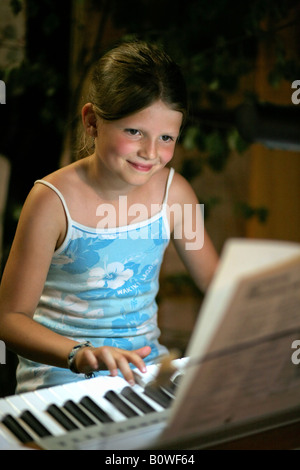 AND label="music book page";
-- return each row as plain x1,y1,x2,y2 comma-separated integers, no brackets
162,238,300,445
